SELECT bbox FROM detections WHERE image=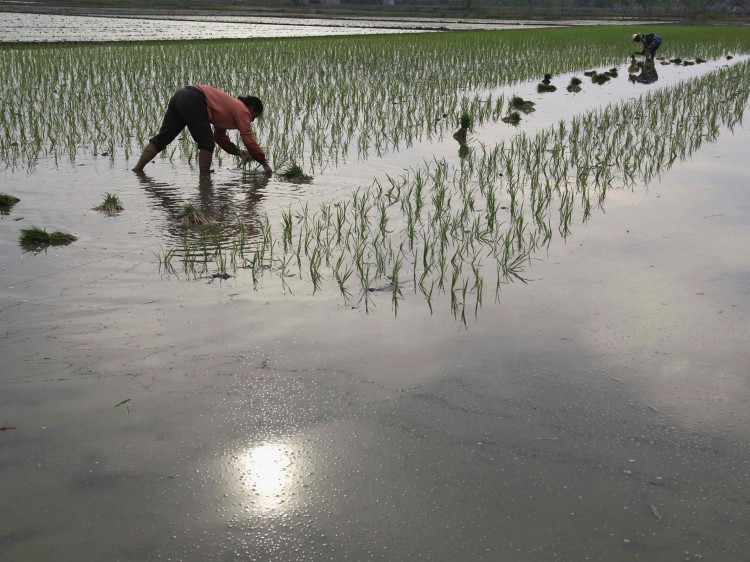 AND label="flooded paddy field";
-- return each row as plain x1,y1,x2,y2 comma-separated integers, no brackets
1,26,750,560
0,10,643,43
